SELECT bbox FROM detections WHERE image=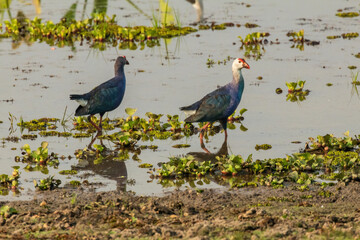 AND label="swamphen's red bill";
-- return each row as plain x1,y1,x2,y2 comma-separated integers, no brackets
238,58,250,69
